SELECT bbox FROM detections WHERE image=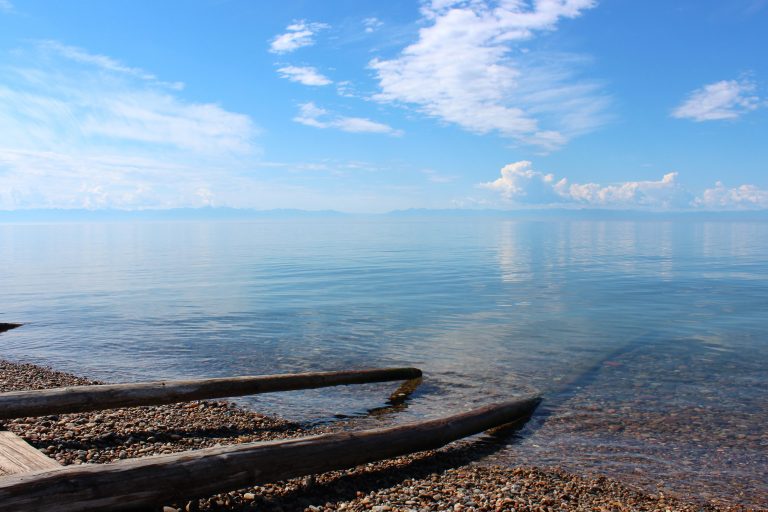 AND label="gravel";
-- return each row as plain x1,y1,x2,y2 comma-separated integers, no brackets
0,359,754,512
